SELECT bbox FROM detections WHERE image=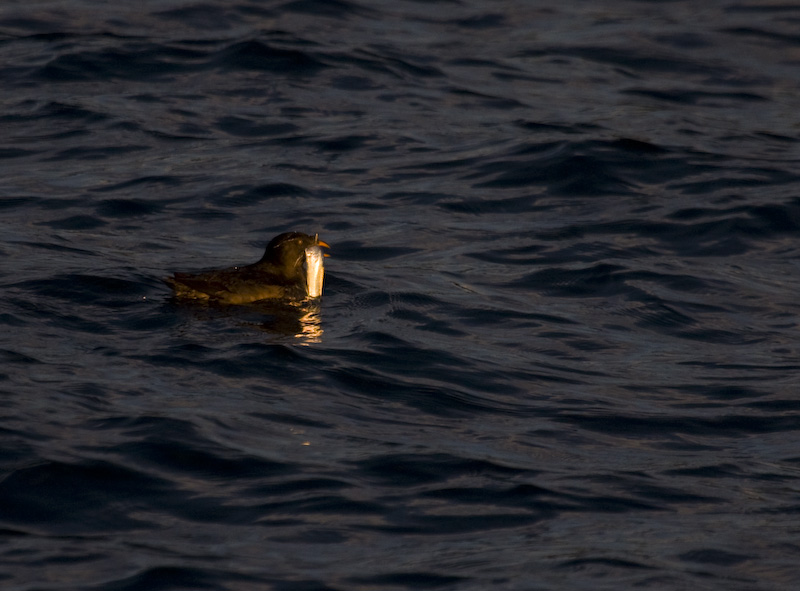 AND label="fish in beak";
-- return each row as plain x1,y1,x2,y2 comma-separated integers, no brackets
305,235,330,298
